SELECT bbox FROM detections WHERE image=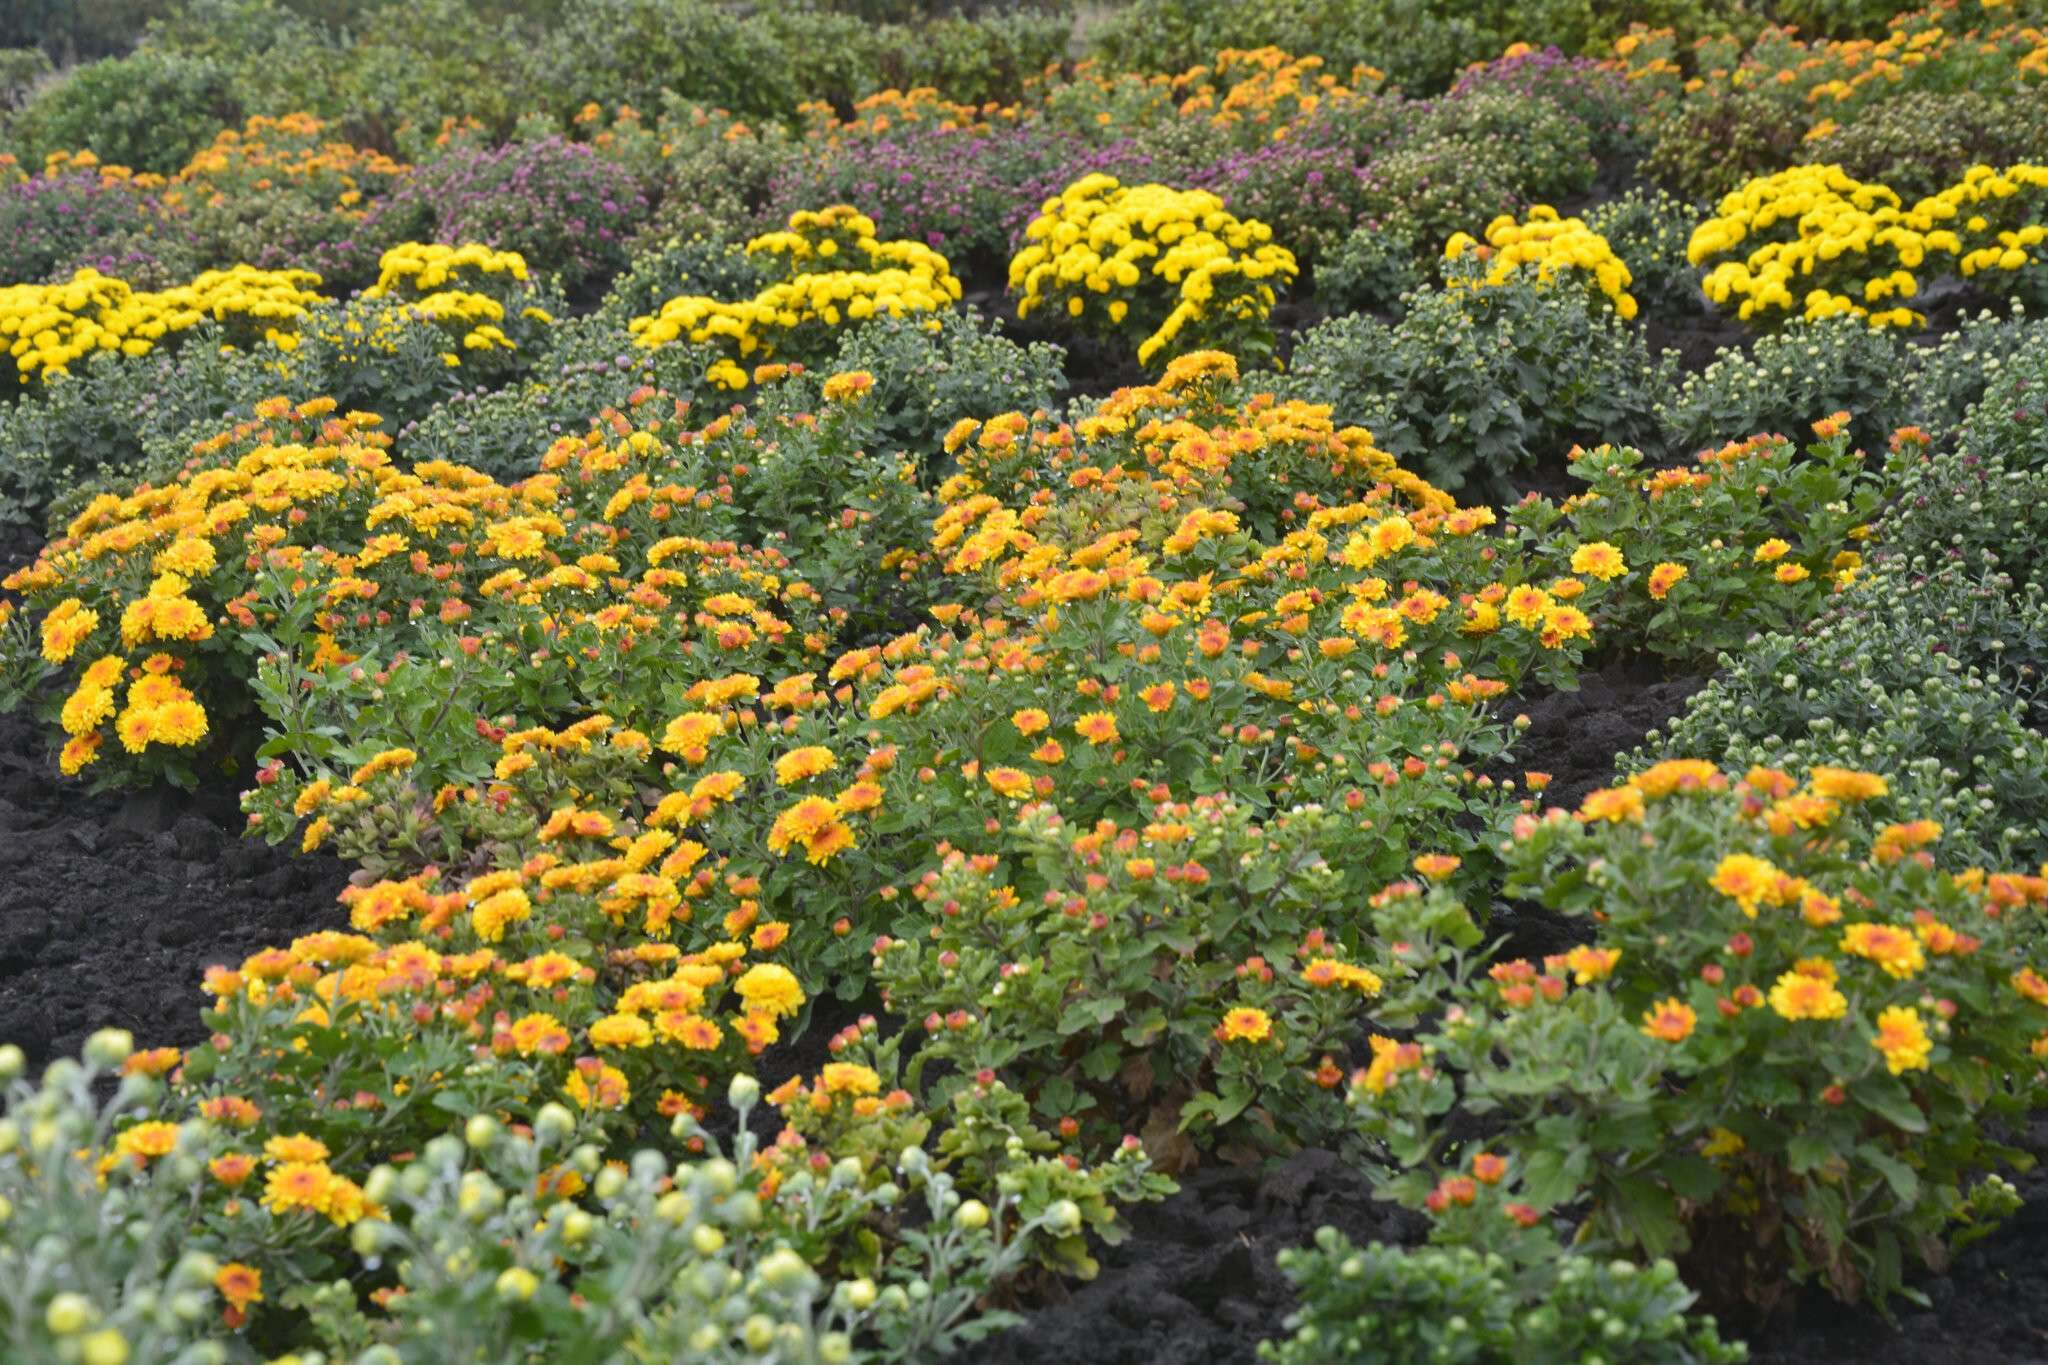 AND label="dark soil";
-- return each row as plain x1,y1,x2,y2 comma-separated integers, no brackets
967,1148,1424,1365
1495,655,1708,814
0,702,352,1068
